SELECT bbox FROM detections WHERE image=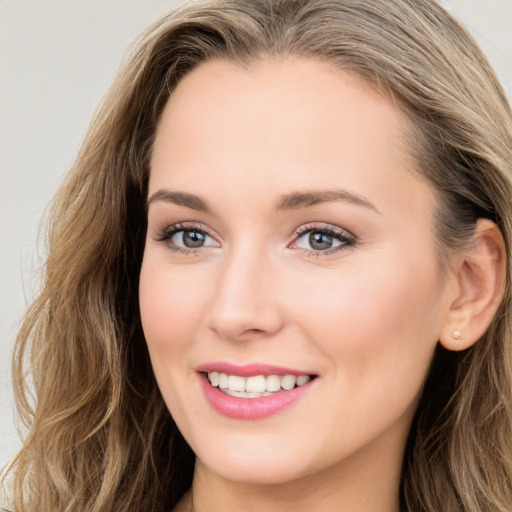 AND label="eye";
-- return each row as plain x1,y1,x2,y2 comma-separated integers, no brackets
304,231,340,251
291,224,355,255
154,223,219,253
172,229,210,248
